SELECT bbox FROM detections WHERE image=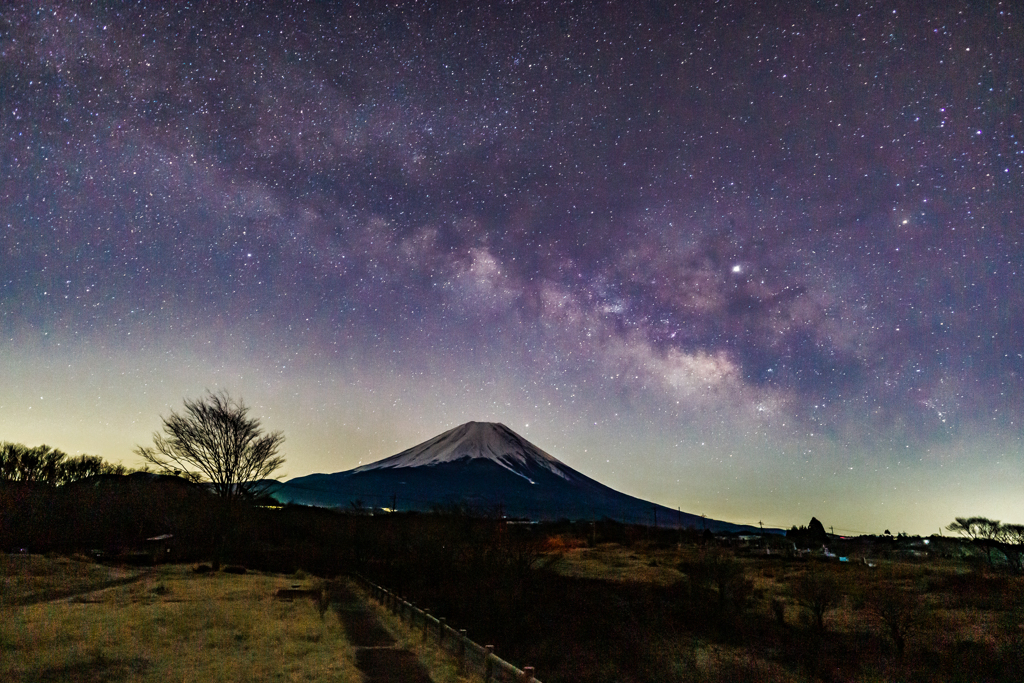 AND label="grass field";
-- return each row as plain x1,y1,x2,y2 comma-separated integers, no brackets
544,541,690,585
527,541,1024,681
0,553,145,606
6,539,1024,683
1,560,362,683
